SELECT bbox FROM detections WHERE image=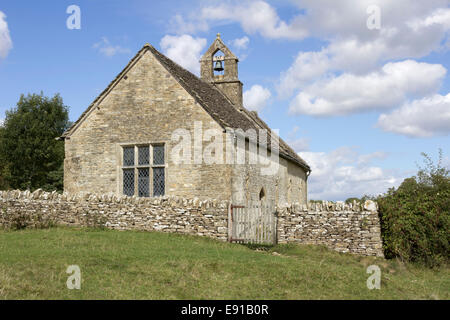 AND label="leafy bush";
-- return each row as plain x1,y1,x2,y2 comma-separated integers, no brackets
377,150,449,267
